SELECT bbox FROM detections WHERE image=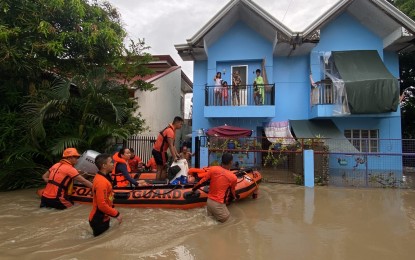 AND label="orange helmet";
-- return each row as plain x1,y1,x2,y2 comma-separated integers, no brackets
63,148,81,158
